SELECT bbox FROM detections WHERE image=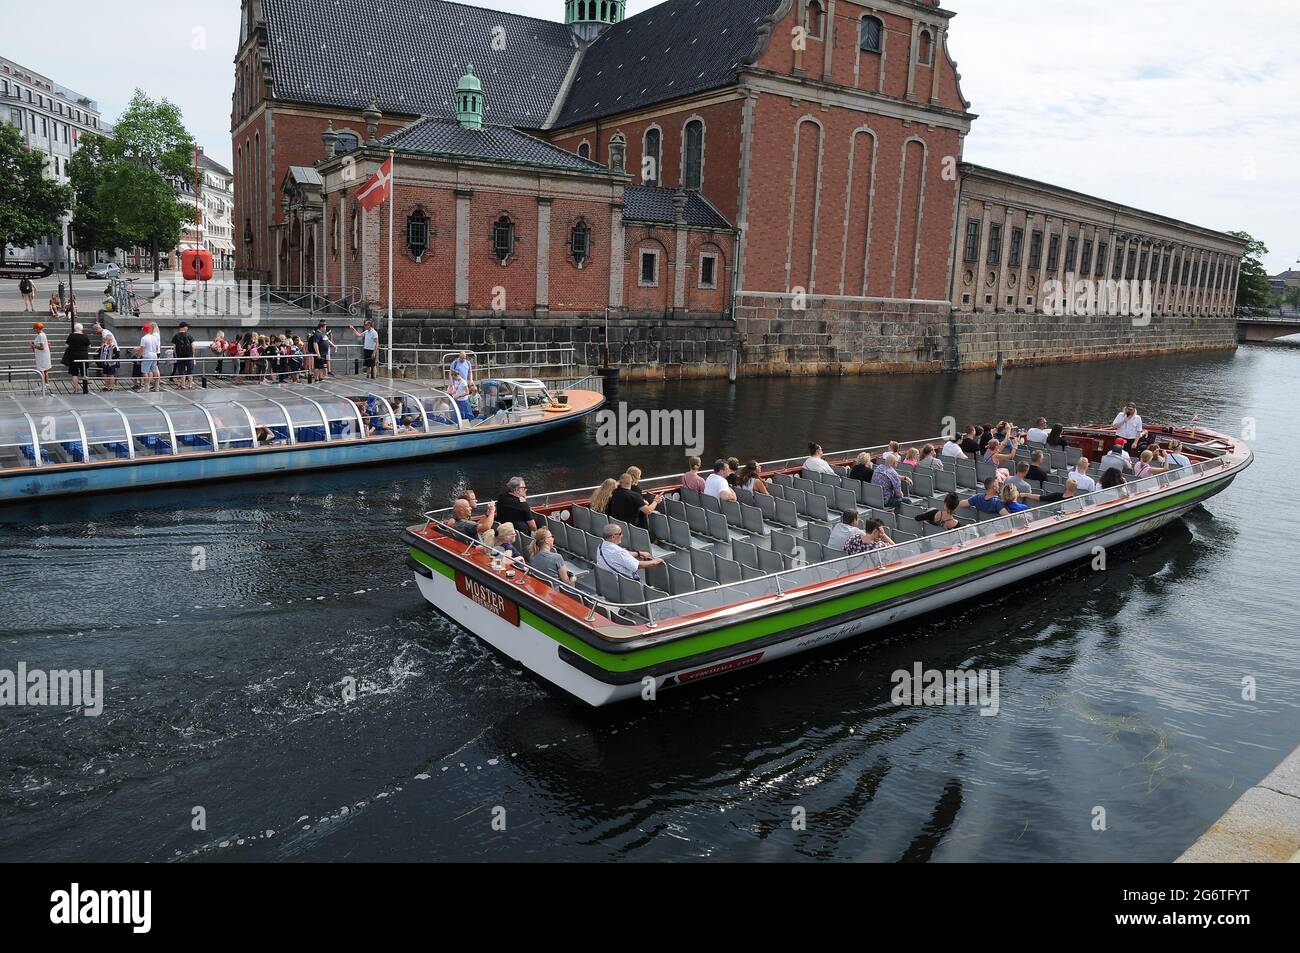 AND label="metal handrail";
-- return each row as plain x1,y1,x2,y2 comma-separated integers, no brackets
421,437,1238,623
